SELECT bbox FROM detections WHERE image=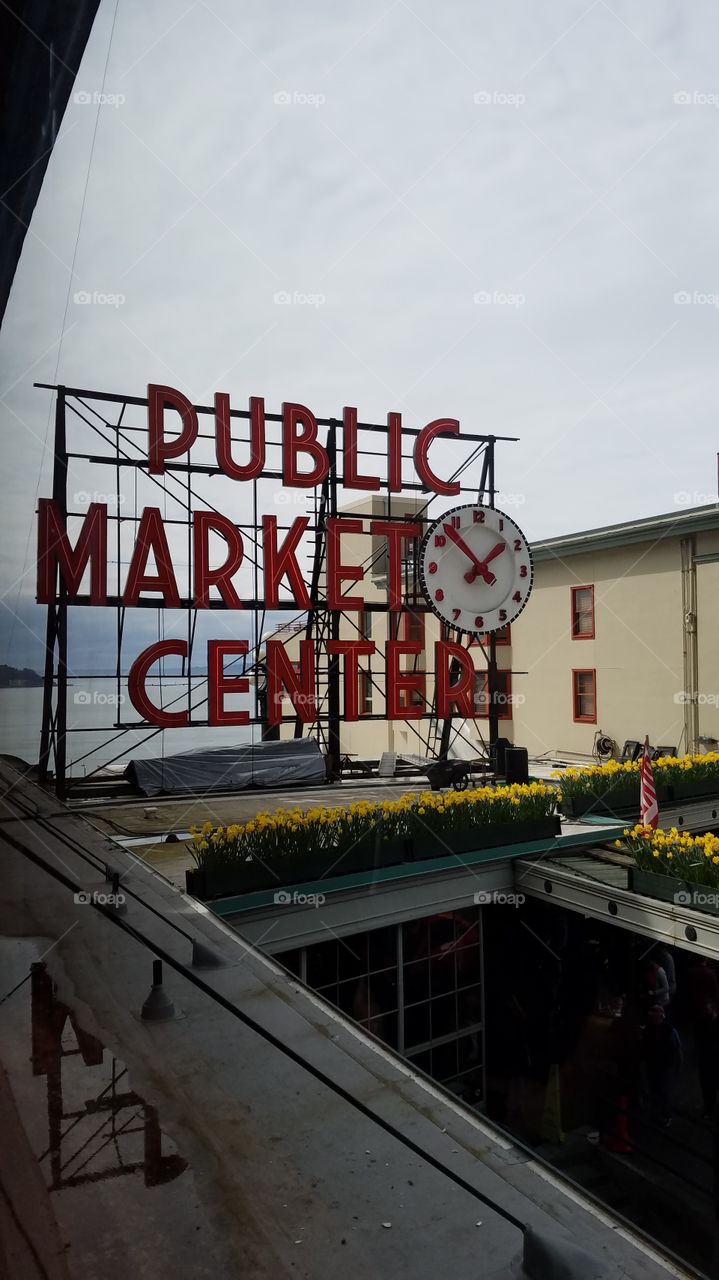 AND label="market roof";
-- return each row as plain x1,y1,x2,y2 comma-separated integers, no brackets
532,503,719,560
